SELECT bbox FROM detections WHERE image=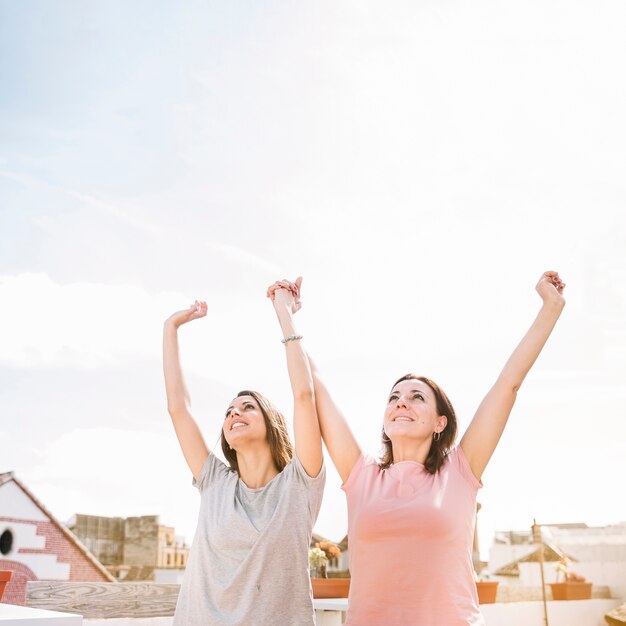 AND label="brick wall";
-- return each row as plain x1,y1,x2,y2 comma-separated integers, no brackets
0,560,36,605
1,518,109,605
31,520,110,582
